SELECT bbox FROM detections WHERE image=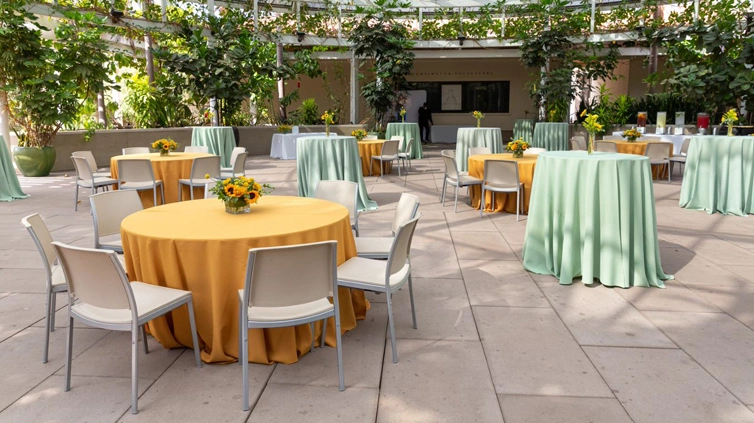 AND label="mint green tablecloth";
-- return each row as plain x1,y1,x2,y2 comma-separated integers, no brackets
513,119,535,144
0,136,28,202
385,123,423,159
523,151,671,288
680,136,754,216
455,127,504,172
532,122,570,151
191,127,235,167
296,135,377,211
